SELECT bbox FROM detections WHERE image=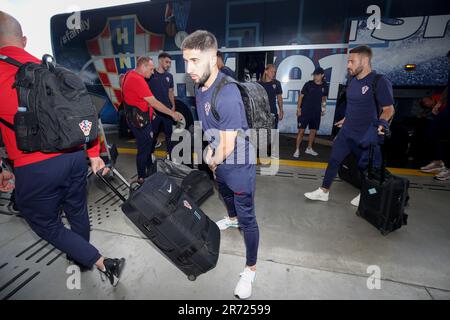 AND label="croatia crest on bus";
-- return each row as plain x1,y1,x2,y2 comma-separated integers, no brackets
86,15,165,109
